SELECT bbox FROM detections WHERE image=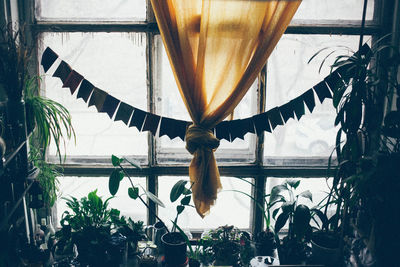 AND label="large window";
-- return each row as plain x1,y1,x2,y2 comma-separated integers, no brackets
33,0,384,233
